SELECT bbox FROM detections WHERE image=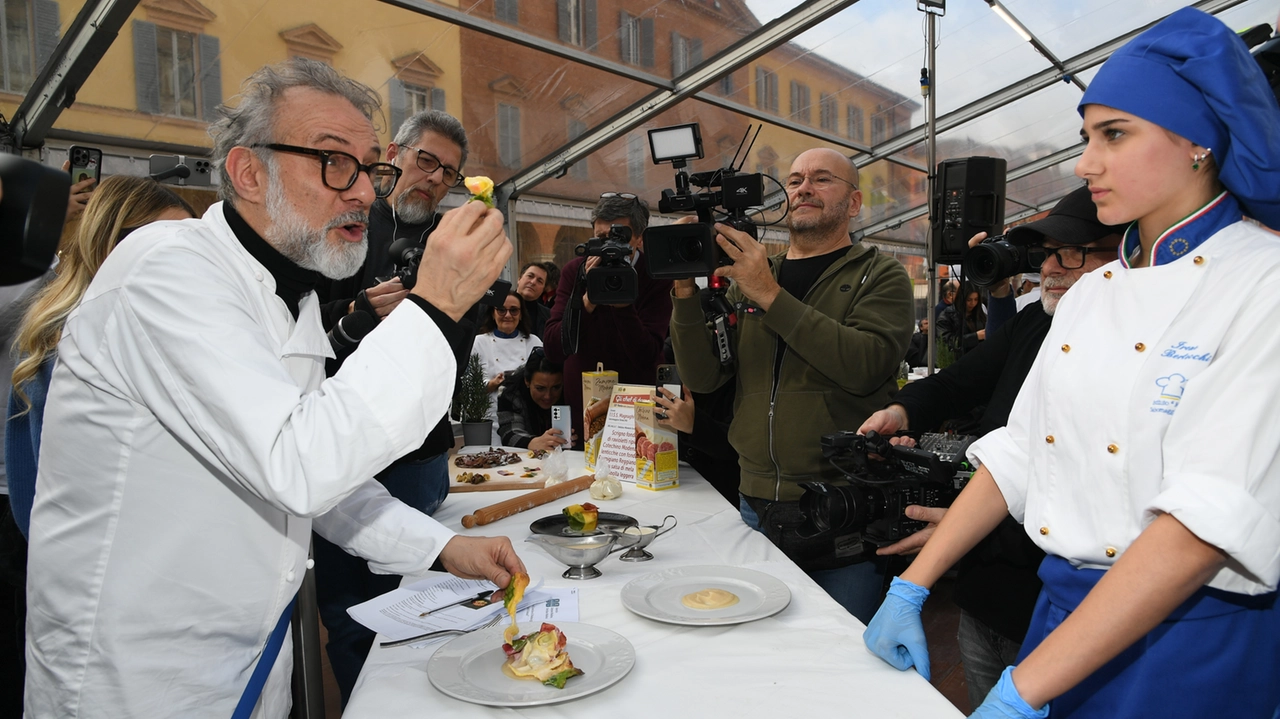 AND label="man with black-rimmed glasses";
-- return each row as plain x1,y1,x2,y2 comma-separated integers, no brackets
544,192,674,446
312,108,484,704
